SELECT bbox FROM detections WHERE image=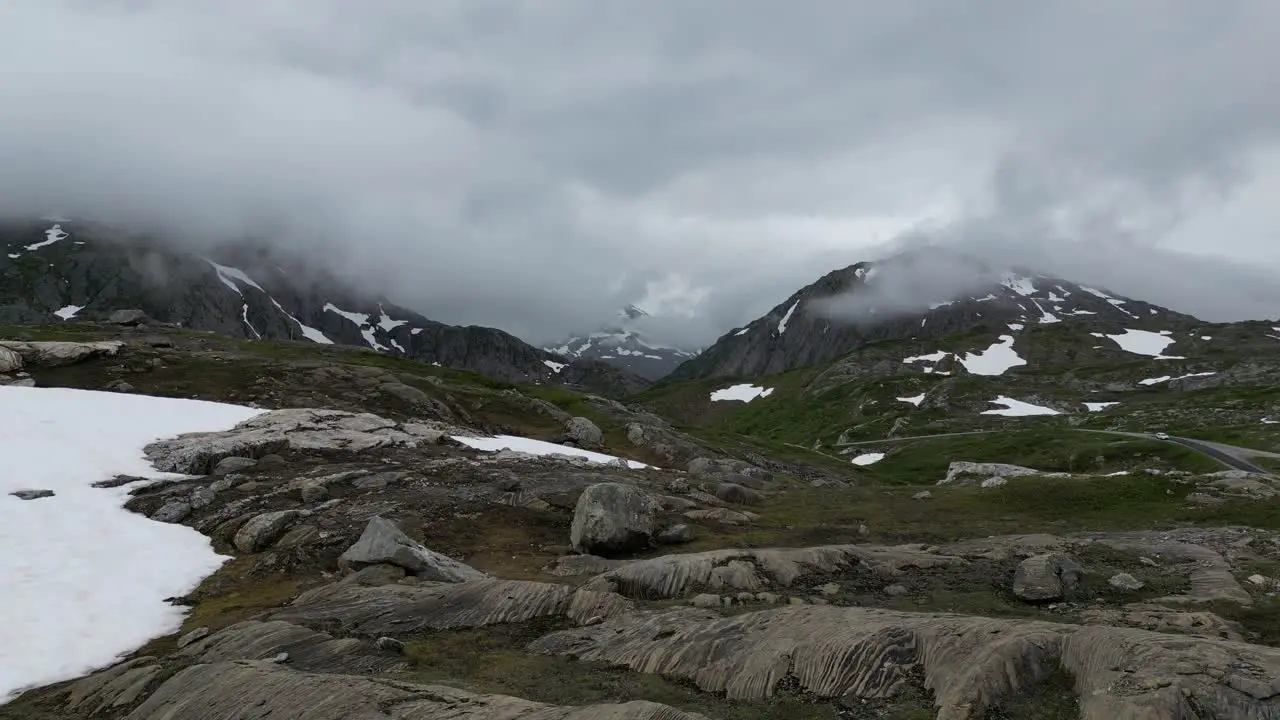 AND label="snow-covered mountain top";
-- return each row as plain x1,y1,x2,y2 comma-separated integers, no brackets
546,305,700,380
